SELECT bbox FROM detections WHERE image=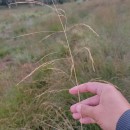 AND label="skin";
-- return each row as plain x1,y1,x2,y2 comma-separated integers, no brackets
69,82,130,130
